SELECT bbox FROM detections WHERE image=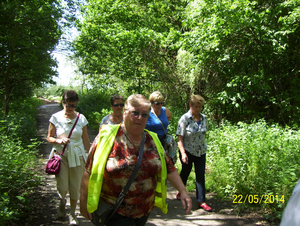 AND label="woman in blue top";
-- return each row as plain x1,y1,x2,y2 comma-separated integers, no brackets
145,91,173,157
